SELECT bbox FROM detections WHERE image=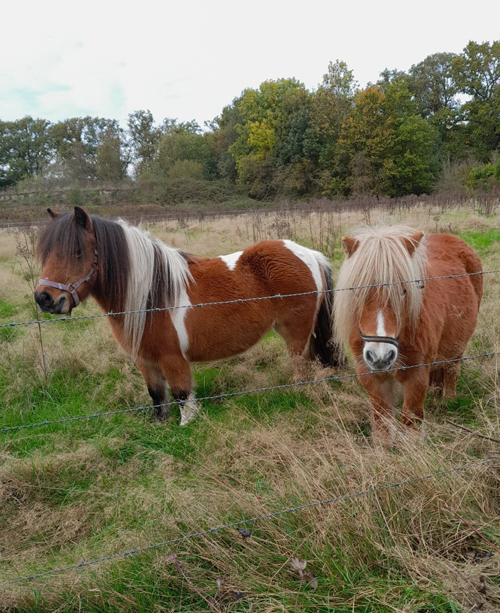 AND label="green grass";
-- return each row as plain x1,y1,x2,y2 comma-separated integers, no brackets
2,346,496,611
0,299,23,342
459,228,500,253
